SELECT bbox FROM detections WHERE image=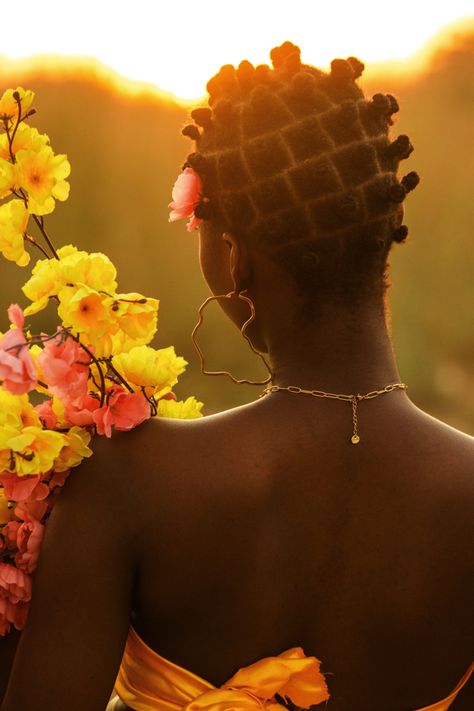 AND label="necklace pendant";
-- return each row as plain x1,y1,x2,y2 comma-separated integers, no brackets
351,434,360,444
